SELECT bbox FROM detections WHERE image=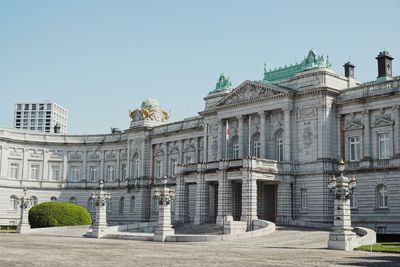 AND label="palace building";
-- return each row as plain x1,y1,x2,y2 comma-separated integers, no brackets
1,50,399,234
